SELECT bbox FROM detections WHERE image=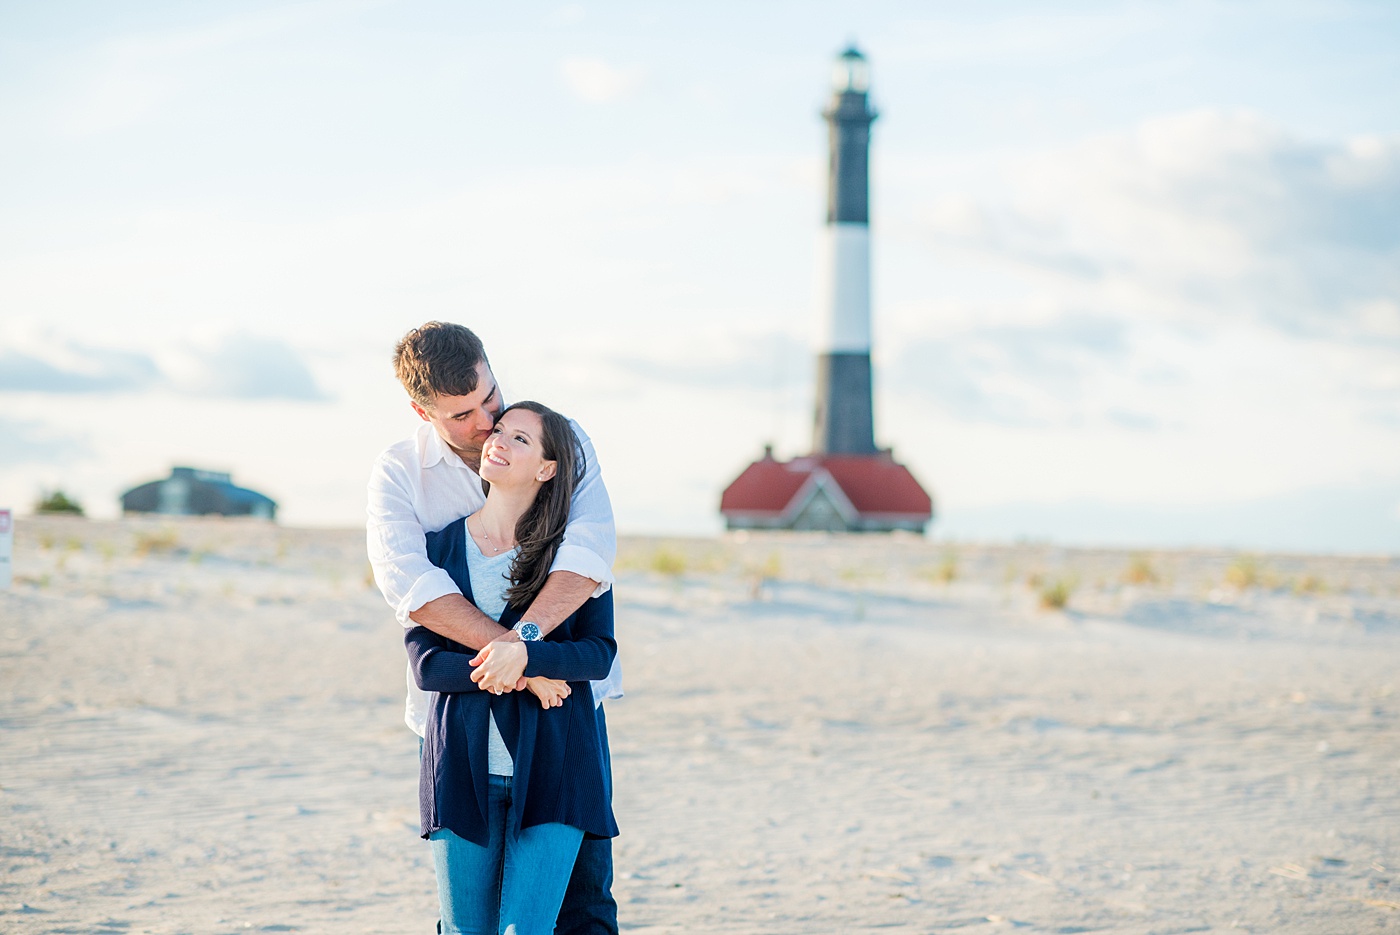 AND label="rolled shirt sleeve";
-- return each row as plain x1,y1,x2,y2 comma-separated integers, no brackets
366,453,462,626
